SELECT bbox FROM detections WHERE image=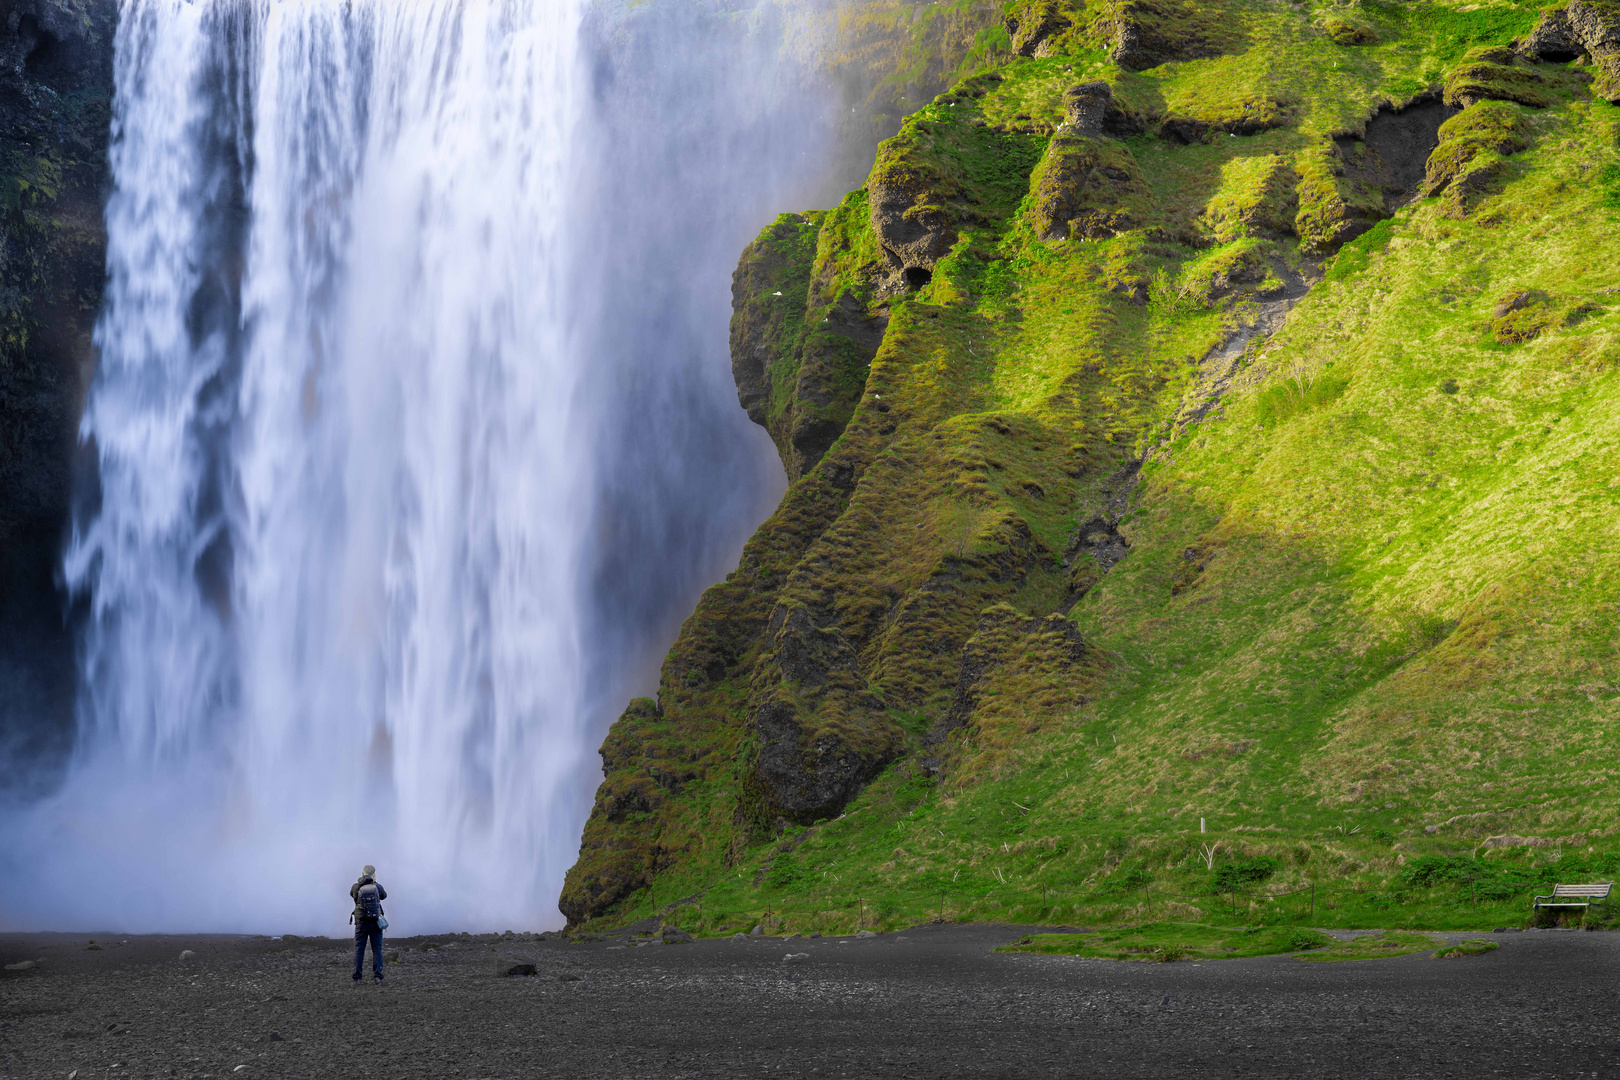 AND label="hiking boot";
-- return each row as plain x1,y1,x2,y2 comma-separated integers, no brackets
373,976,383,985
